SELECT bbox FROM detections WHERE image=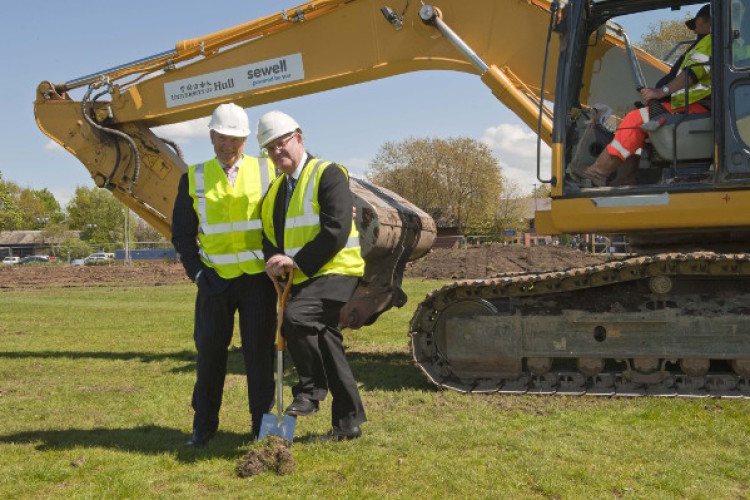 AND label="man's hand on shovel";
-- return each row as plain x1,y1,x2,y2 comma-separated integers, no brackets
266,254,295,280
